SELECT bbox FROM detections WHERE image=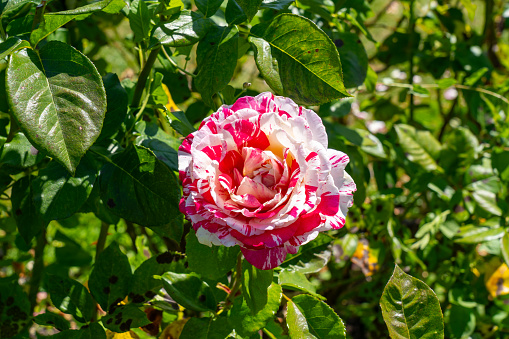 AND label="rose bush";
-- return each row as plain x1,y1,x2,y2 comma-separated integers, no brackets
178,92,356,269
